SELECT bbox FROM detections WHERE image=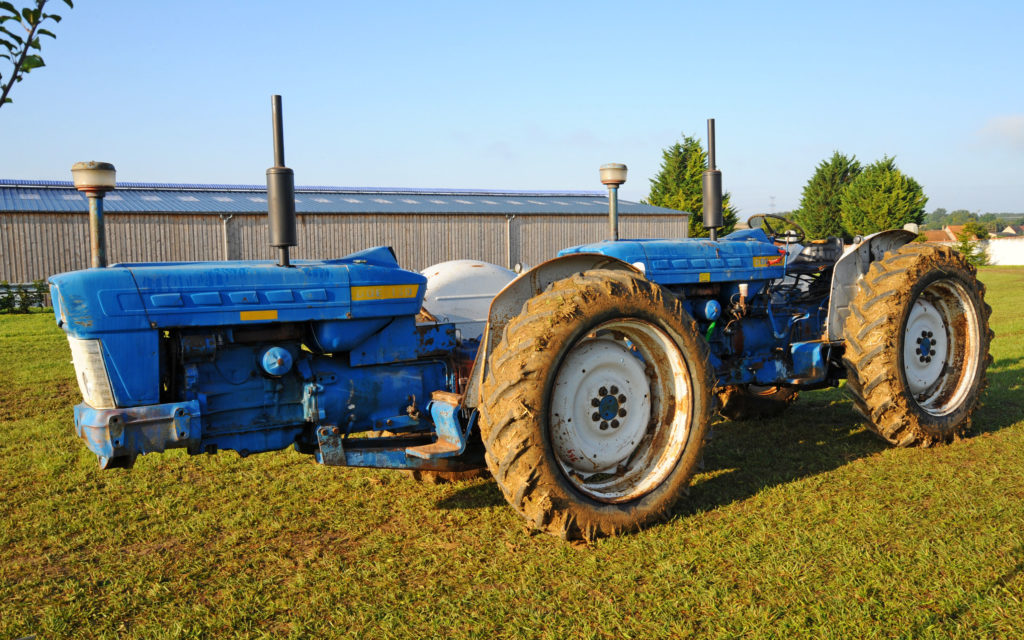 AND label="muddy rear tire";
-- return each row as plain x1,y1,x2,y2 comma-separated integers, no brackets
479,269,713,540
843,243,992,446
717,385,798,421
